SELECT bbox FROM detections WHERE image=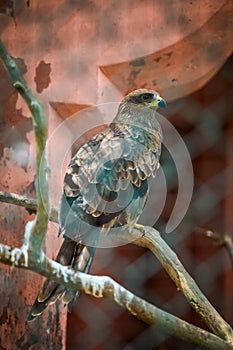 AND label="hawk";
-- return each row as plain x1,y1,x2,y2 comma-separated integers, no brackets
28,88,166,320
